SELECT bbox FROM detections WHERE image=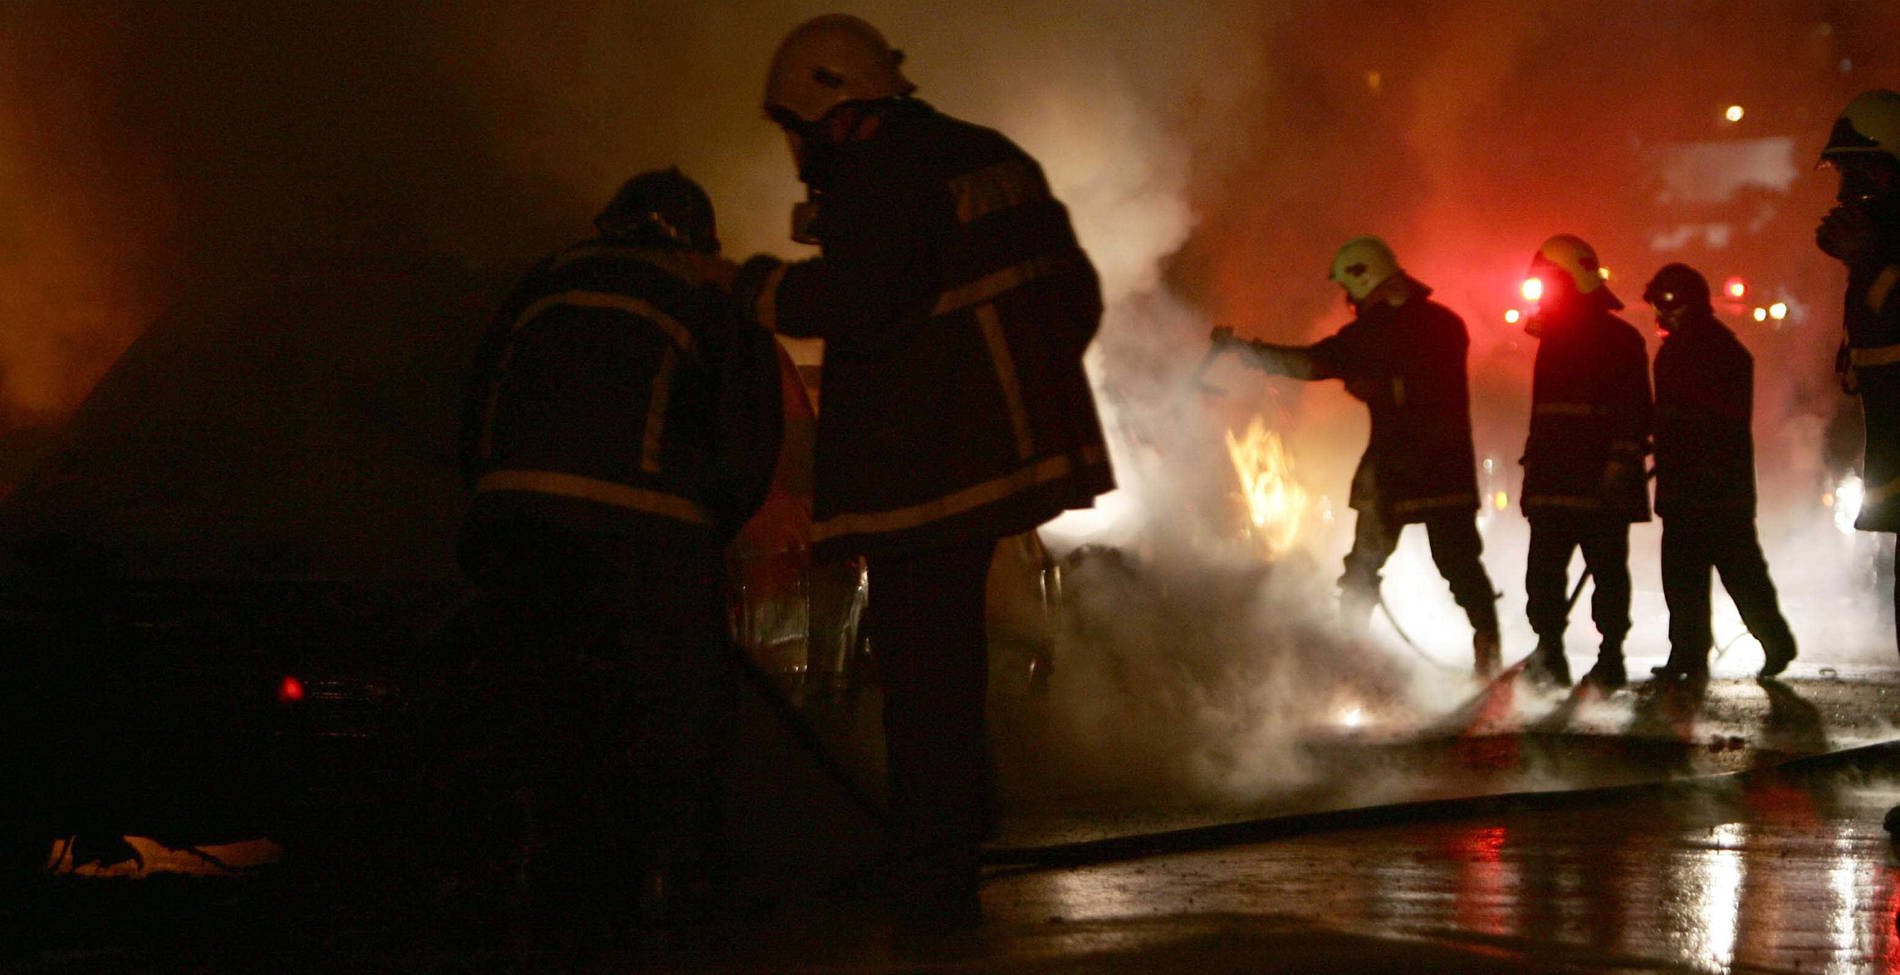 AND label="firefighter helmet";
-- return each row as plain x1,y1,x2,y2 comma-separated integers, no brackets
595,167,719,254
1529,234,1619,307
1641,263,1710,311
764,14,915,126
1328,236,1402,302
1820,89,1900,165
